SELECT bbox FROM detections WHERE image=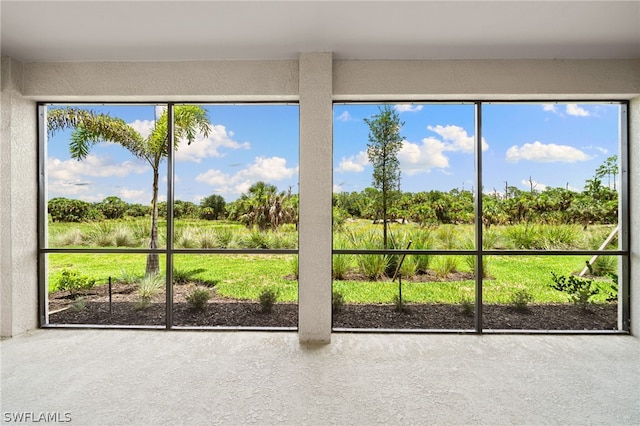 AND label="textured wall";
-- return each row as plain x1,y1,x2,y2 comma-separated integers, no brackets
1,57,38,337
22,60,299,101
2,56,639,338
298,52,333,343
630,96,640,335
334,59,640,100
